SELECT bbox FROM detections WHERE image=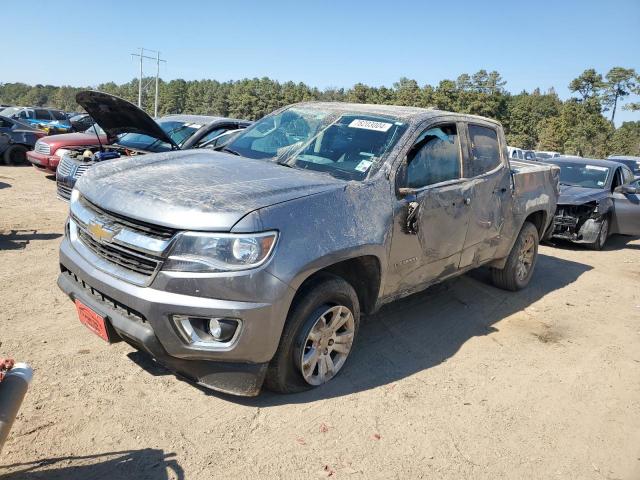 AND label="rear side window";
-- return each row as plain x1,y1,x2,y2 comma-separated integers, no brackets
405,124,461,188
468,125,501,176
35,109,52,120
